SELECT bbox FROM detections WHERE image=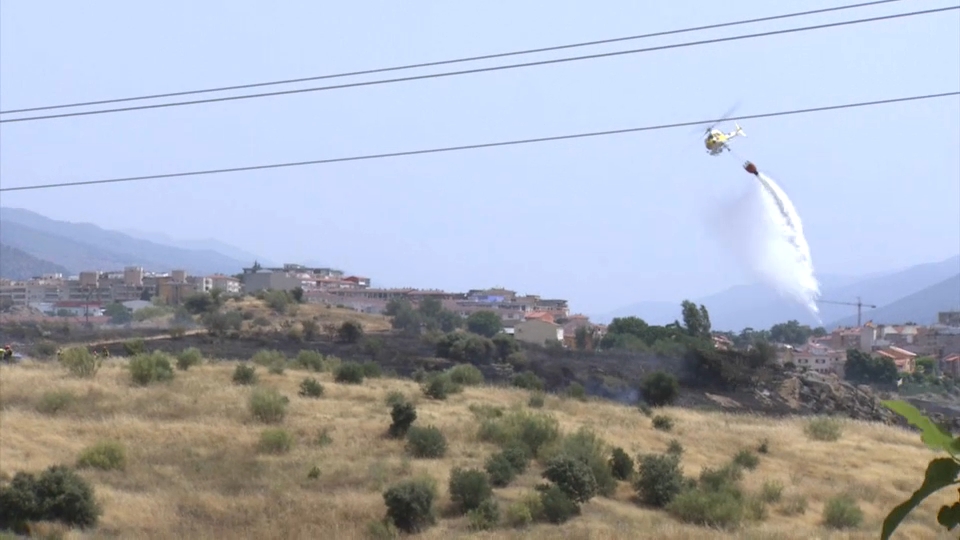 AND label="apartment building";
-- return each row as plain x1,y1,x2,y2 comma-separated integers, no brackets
779,345,846,376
